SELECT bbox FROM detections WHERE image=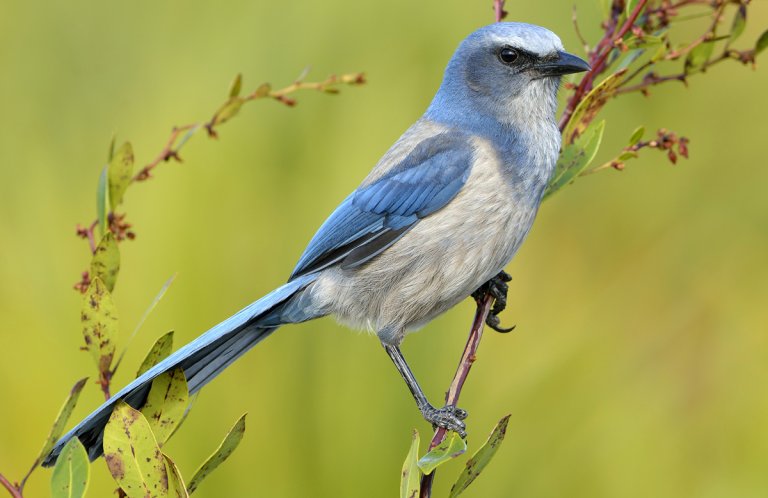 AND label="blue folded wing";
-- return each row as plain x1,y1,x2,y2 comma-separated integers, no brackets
290,129,475,279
